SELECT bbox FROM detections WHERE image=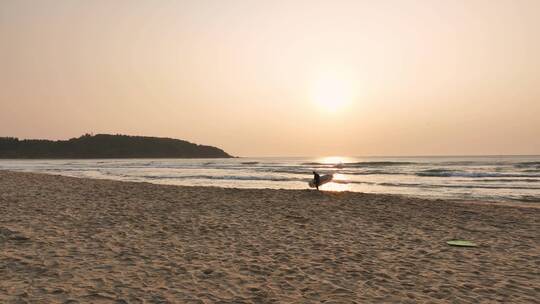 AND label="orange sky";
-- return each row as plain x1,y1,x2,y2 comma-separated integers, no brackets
1,0,539,156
